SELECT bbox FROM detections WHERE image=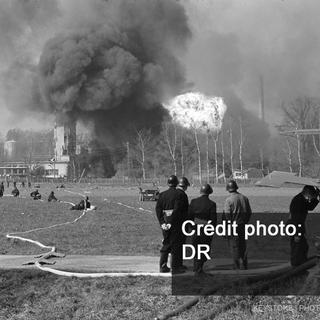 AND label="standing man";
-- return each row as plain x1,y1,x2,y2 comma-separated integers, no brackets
288,185,320,266
156,175,185,274
224,180,252,270
176,177,190,270
188,184,217,275
0,182,4,197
